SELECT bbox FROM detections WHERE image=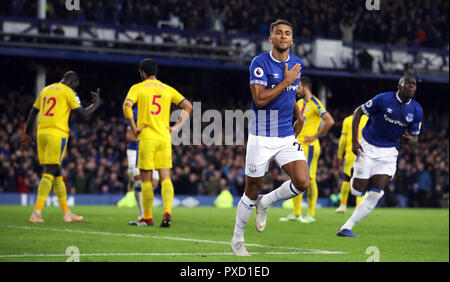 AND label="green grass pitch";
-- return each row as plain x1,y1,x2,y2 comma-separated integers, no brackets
0,205,448,262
